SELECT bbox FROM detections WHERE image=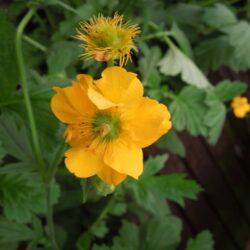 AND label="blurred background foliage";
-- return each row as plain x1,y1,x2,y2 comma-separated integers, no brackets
1,0,250,249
